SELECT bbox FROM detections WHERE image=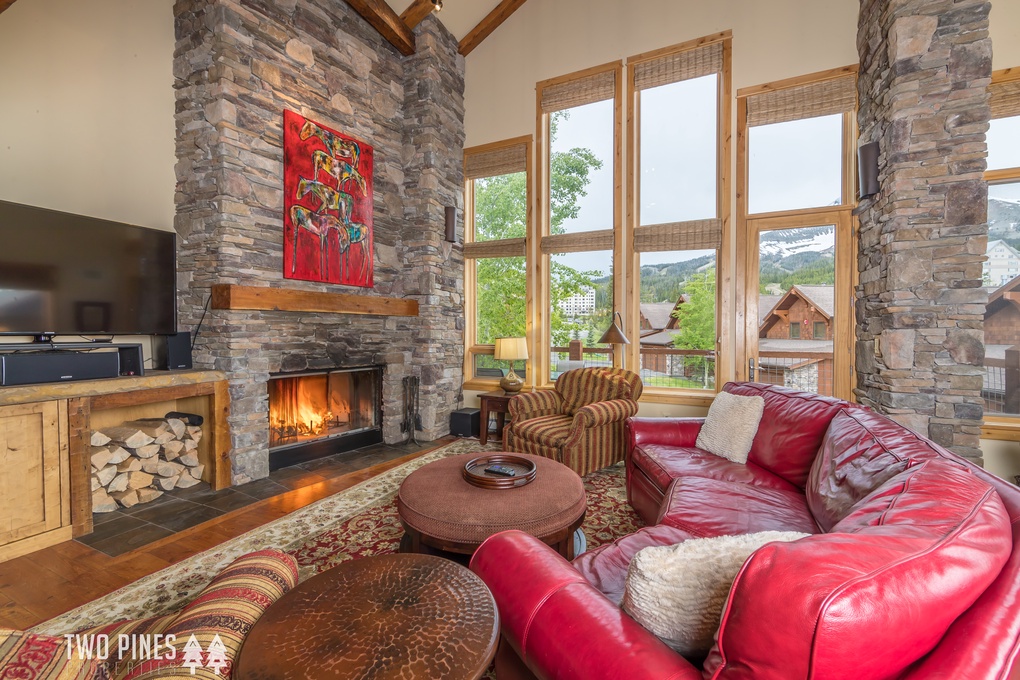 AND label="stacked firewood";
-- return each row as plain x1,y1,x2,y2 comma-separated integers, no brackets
90,418,205,513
